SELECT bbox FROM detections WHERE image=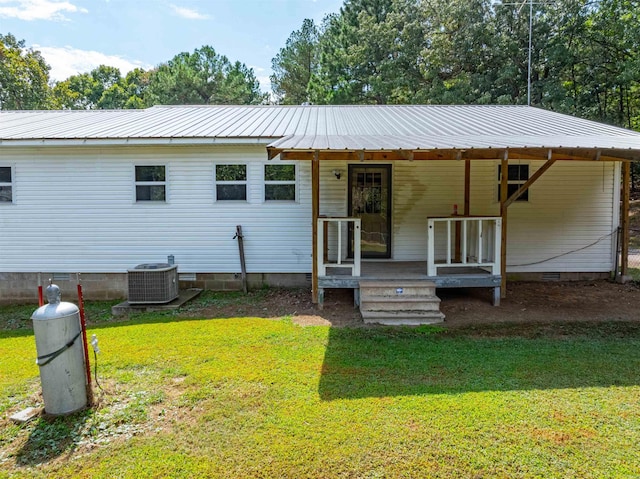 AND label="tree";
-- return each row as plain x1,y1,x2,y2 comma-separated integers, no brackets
270,19,320,104
0,33,53,109
52,65,150,109
417,0,496,104
565,0,640,128
309,0,437,105
310,0,397,104
146,46,264,105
